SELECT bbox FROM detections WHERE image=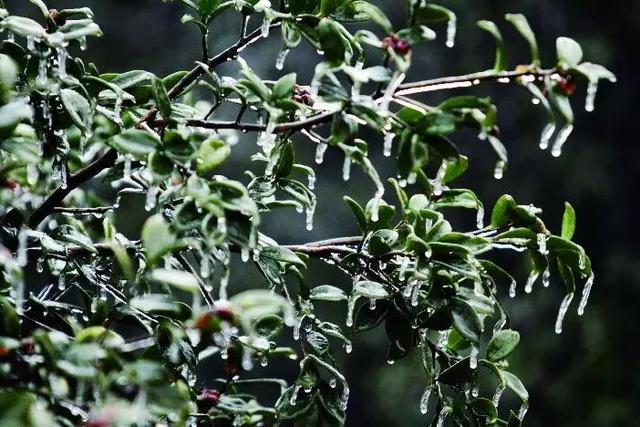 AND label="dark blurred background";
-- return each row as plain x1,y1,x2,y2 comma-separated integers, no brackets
8,0,639,425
